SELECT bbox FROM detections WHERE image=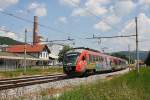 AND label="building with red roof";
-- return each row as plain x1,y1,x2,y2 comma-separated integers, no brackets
6,16,51,62
7,44,50,60
0,16,51,68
